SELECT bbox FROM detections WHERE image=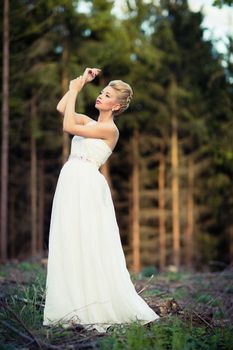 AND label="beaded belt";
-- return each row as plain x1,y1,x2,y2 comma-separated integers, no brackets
68,154,100,168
